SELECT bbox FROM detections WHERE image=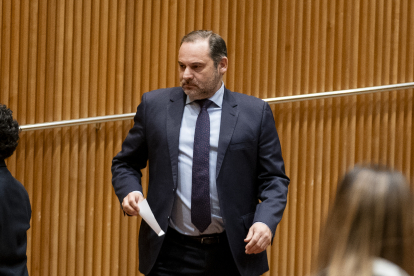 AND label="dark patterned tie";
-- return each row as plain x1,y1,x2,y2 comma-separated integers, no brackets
191,99,213,233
